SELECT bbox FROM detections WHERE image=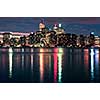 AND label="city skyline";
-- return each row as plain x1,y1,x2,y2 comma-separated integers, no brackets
0,17,100,35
